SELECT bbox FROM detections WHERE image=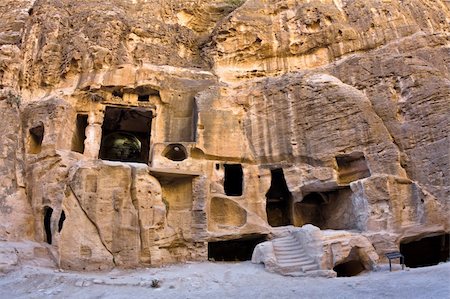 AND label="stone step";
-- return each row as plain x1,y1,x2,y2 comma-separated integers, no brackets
273,242,300,248
274,248,306,254
272,237,298,244
274,247,306,253
273,241,298,247
277,263,318,273
275,253,309,260
301,264,319,272
278,258,312,264
276,254,305,259
275,253,308,259
269,232,321,277
274,250,303,256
